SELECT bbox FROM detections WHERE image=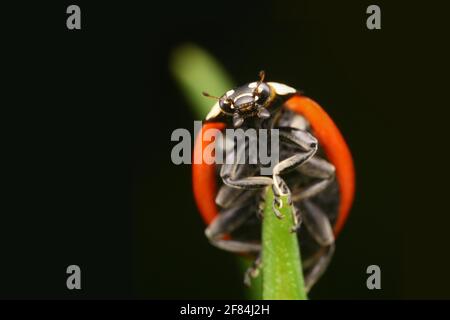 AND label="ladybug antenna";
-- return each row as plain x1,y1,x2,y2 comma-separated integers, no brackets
253,70,266,96
203,91,235,109
202,91,221,100
257,70,266,84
